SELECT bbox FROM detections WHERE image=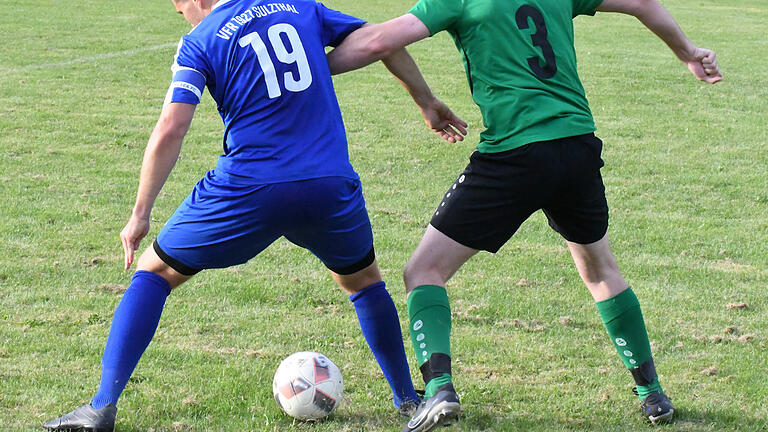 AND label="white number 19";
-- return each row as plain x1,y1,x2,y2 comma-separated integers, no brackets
238,23,313,99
